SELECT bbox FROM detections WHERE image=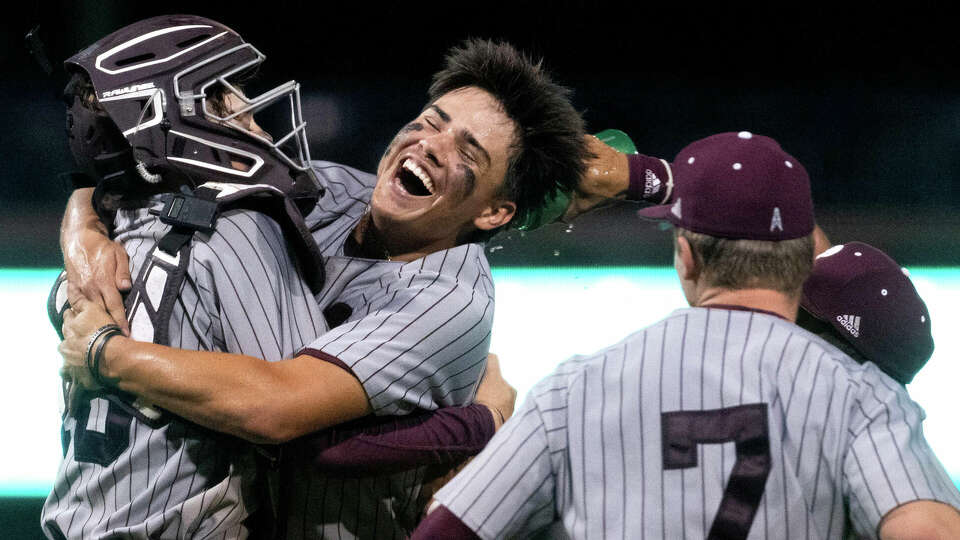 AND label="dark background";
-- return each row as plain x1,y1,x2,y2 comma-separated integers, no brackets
3,1,959,270
1,1,958,536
